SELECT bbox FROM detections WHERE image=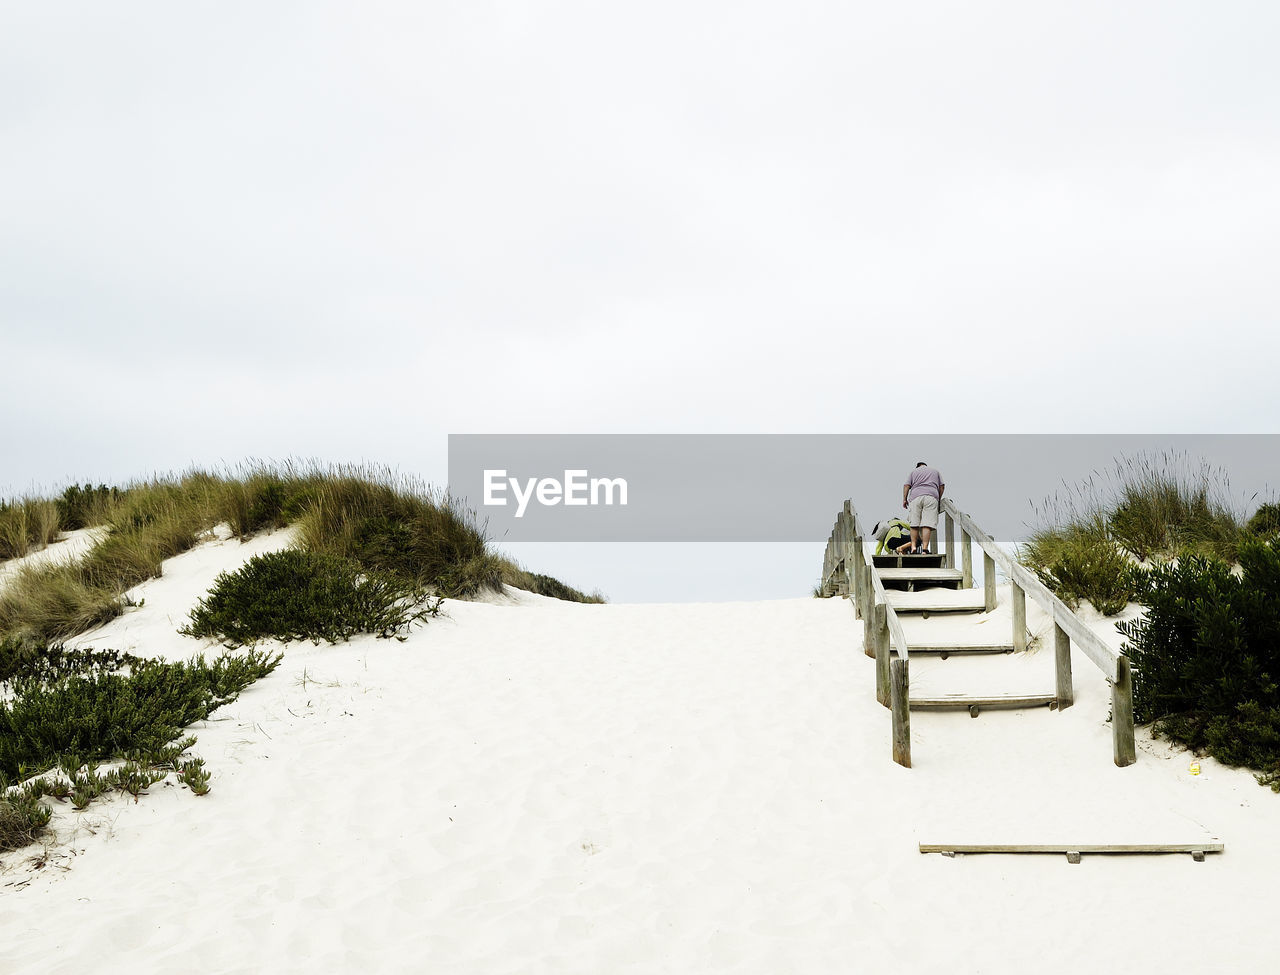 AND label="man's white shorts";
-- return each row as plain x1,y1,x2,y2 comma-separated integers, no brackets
908,495,939,530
